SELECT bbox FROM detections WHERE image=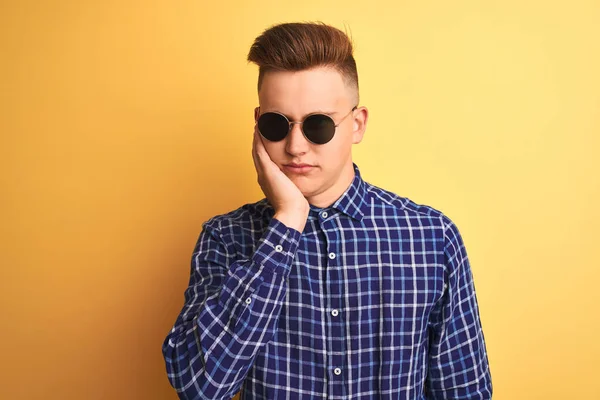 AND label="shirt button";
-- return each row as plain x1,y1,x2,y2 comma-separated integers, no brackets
334,367,341,375
275,245,283,252
331,309,339,317
245,297,252,304
328,252,336,259
321,211,328,218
